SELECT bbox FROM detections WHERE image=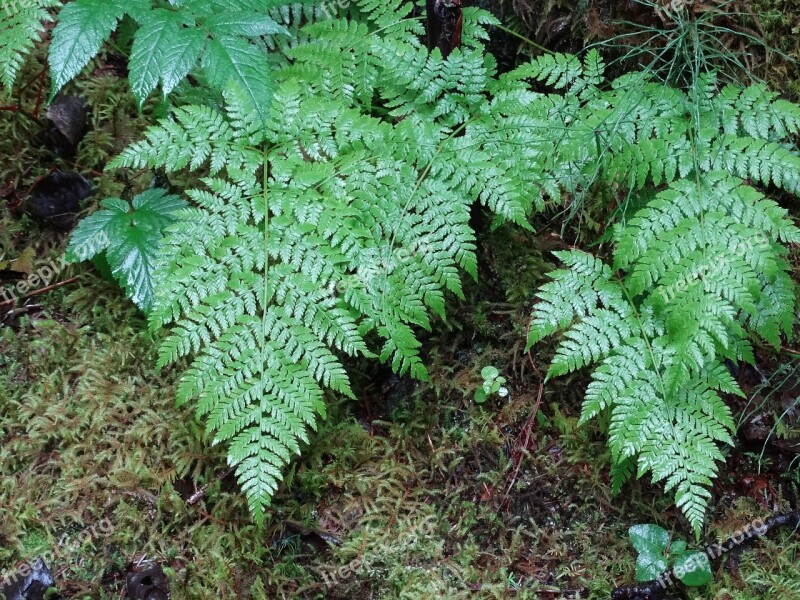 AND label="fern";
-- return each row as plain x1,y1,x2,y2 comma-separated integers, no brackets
0,0,60,89
66,1,799,532
527,55,800,534
102,1,563,521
